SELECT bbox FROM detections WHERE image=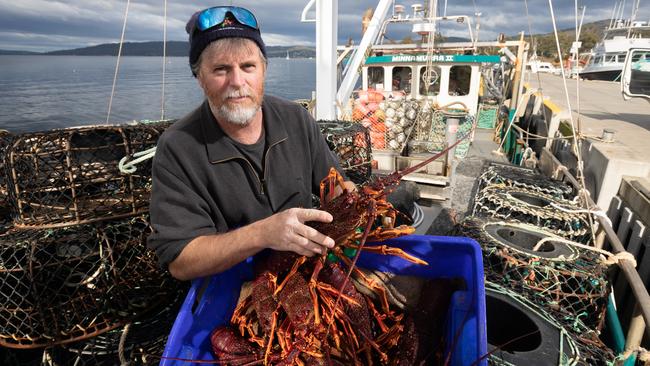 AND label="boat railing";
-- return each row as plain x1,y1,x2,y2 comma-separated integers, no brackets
539,147,650,354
